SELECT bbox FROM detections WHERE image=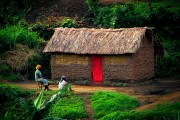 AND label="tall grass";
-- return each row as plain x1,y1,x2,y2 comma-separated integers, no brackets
90,91,140,119
0,25,40,53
